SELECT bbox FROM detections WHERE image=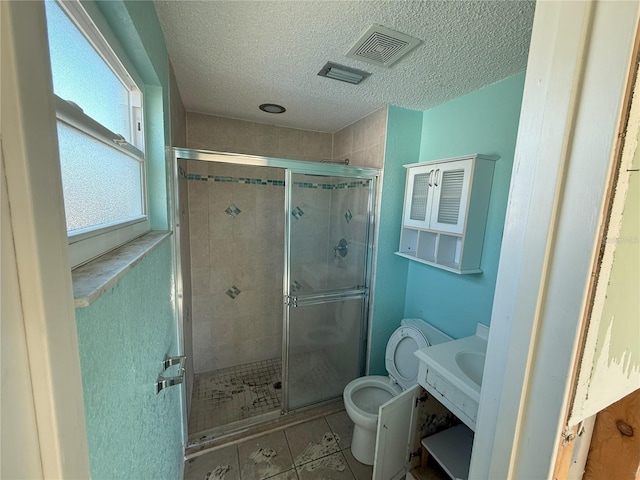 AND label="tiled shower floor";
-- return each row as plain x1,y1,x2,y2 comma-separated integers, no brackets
189,358,282,434
189,352,345,436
